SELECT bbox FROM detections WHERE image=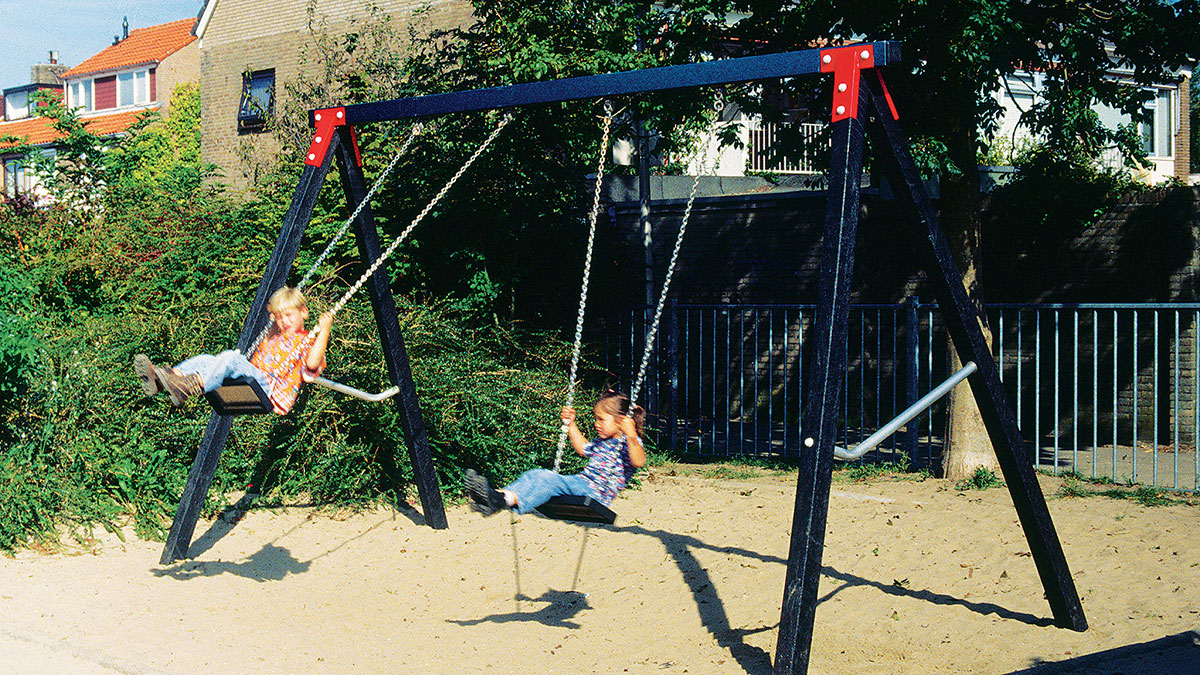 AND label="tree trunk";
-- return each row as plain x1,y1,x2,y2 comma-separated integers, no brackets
938,162,1001,481
944,343,1000,480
